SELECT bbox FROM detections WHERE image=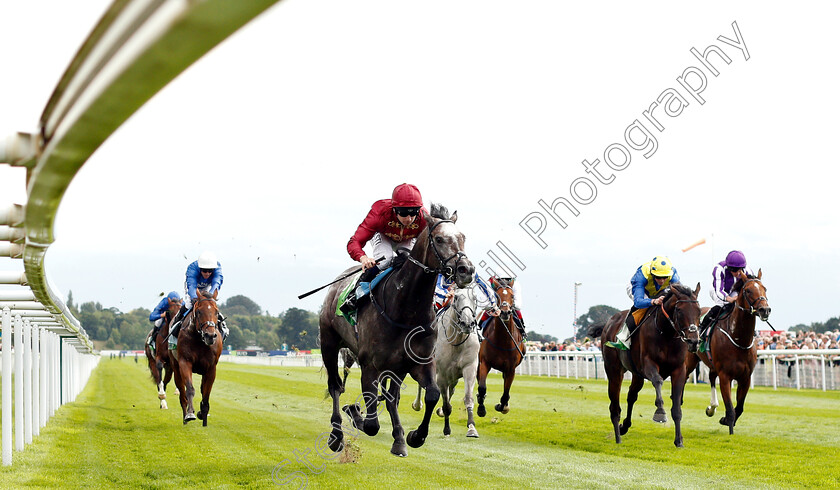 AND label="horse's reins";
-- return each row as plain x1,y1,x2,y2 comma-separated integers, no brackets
371,218,470,333
716,278,769,350
656,296,700,345
441,294,477,347
403,218,467,281
193,296,219,335
483,287,526,358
